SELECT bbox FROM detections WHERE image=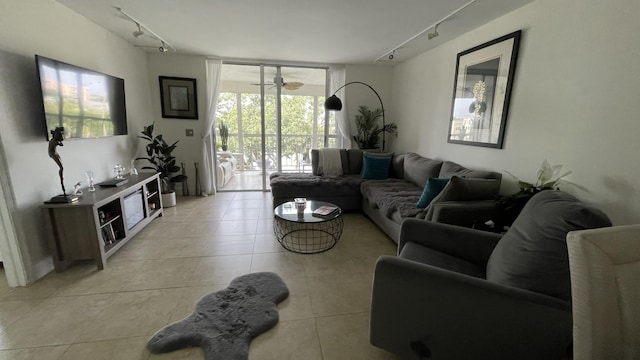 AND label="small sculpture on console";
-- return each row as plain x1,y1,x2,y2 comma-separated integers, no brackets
46,127,78,203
